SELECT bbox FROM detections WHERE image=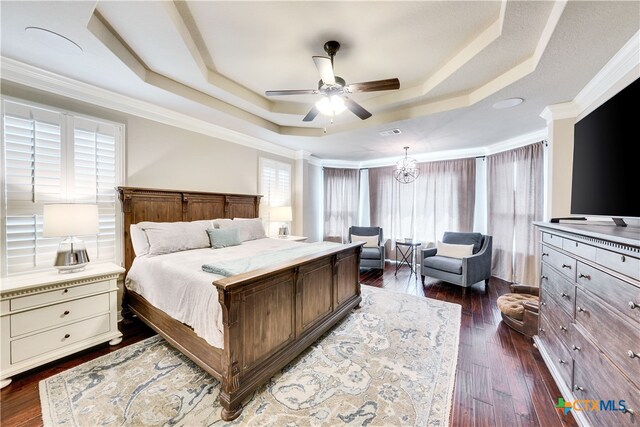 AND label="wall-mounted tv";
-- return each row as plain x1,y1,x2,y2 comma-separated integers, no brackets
570,77,639,224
